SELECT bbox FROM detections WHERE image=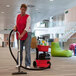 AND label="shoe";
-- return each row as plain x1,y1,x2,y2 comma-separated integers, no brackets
26,66,31,69
16,65,20,68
